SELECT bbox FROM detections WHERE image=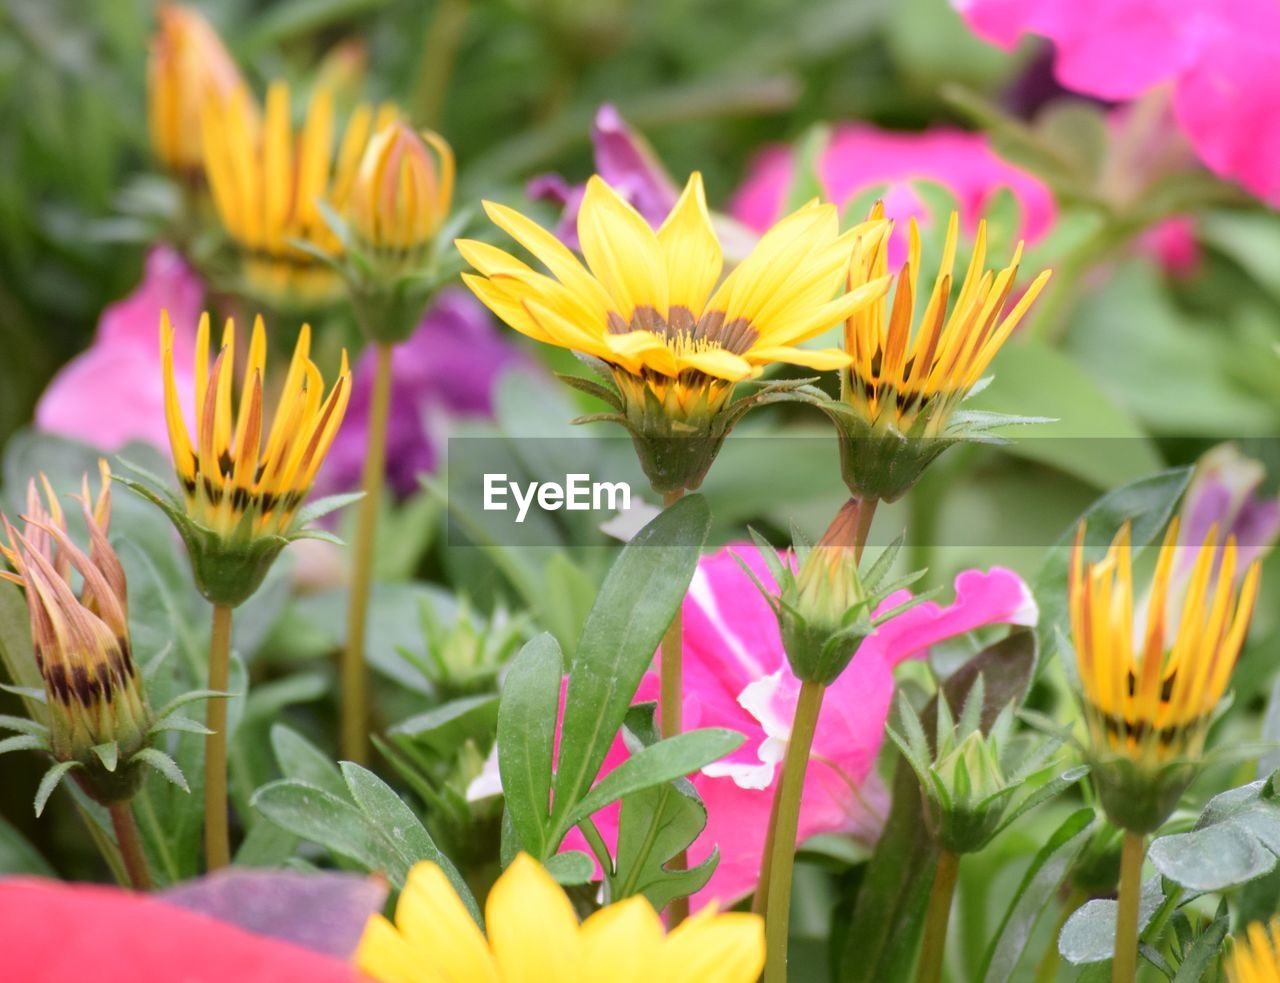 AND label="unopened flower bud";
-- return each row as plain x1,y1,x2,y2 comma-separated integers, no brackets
350,121,454,258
